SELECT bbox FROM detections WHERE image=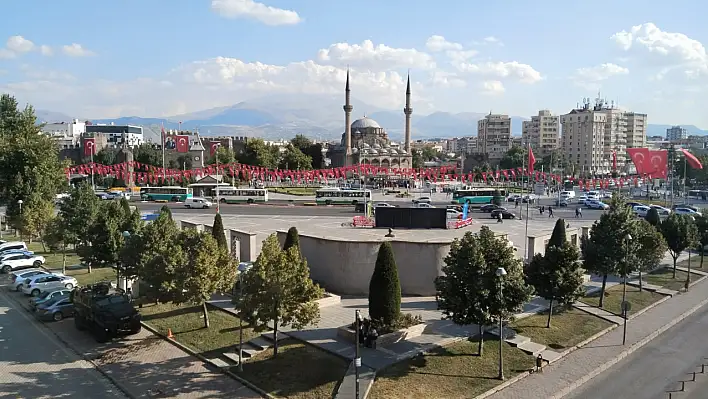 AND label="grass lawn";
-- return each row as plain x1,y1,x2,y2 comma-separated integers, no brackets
269,187,319,196
643,267,704,291
676,255,708,272
65,267,116,286
233,338,349,399
139,302,259,357
368,336,535,399
581,284,664,317
510,308,612,351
